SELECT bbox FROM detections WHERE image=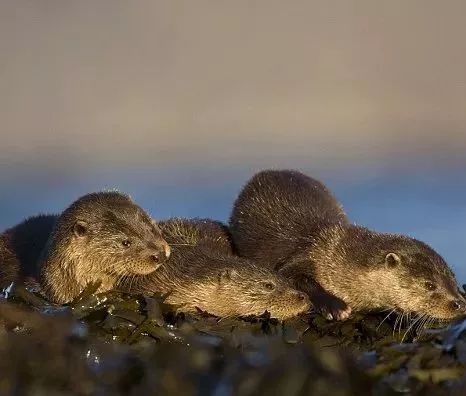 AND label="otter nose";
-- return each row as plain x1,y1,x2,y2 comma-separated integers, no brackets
451,299,466,312
149,252,165,271
297,291,307,302
148,241,170,262
150,253,161,264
